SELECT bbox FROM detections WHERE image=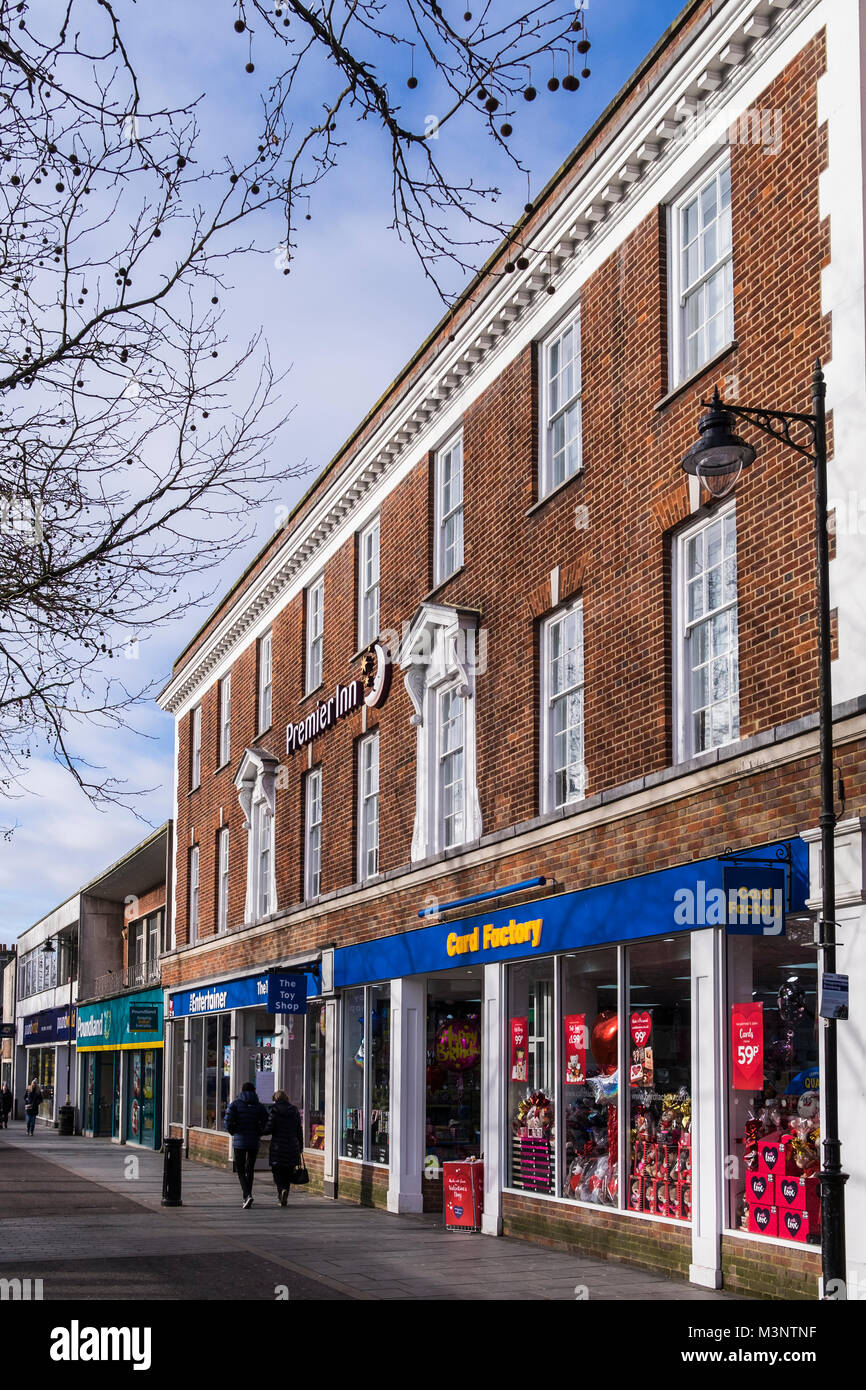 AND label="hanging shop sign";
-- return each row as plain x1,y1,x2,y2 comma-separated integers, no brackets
285,642,391,757
266,972,307,1015
334,839,808,989
731,1002,764,1090
564,1015,587,1085
22,1005,76,1045
720,867,786,935
76,990,163,1052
